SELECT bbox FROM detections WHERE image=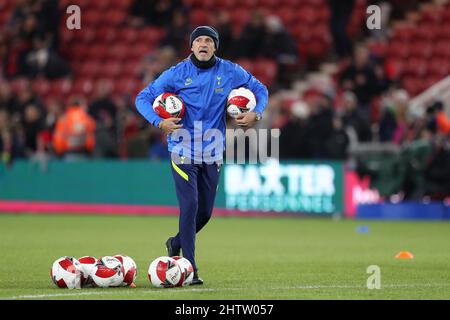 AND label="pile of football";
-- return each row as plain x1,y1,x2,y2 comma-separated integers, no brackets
50,255,137,289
